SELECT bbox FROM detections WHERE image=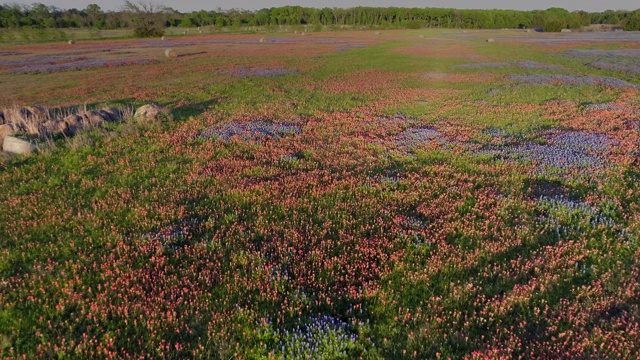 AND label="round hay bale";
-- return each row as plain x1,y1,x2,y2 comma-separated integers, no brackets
486,38,495,43
134,104,170,122
165,48,177,58
68,39,76,45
